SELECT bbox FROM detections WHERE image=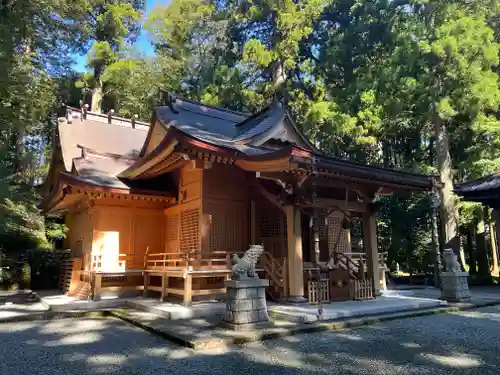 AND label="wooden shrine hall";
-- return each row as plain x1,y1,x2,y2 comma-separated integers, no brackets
42,96,440,304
